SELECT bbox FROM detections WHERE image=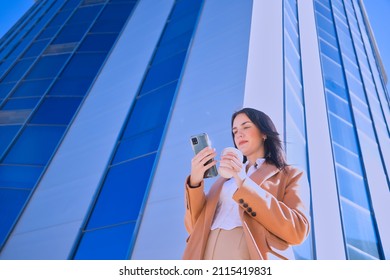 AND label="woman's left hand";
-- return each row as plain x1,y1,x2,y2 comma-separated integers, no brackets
219,152,244,183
